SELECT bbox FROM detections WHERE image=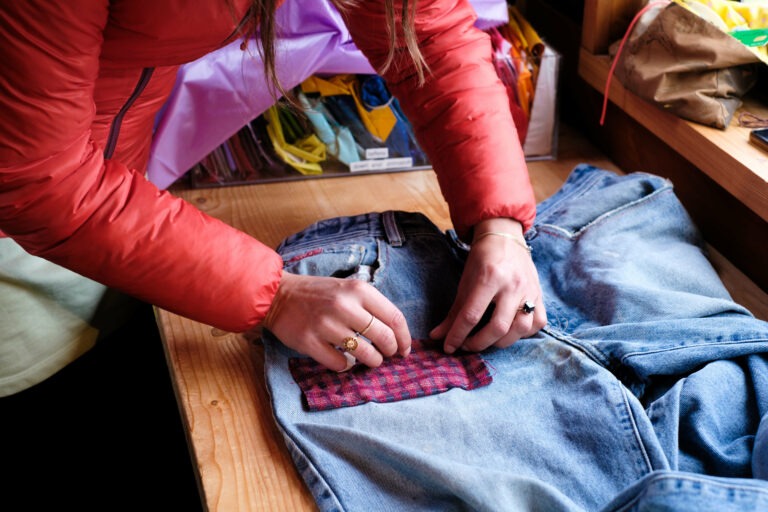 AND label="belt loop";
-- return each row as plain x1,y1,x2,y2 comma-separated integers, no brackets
382,210,405,247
